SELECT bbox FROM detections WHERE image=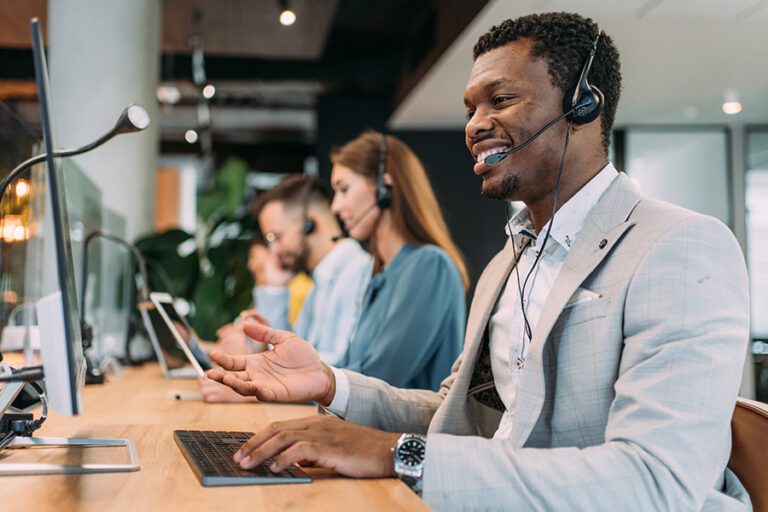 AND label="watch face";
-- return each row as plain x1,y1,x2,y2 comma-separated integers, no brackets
397,438,426,466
